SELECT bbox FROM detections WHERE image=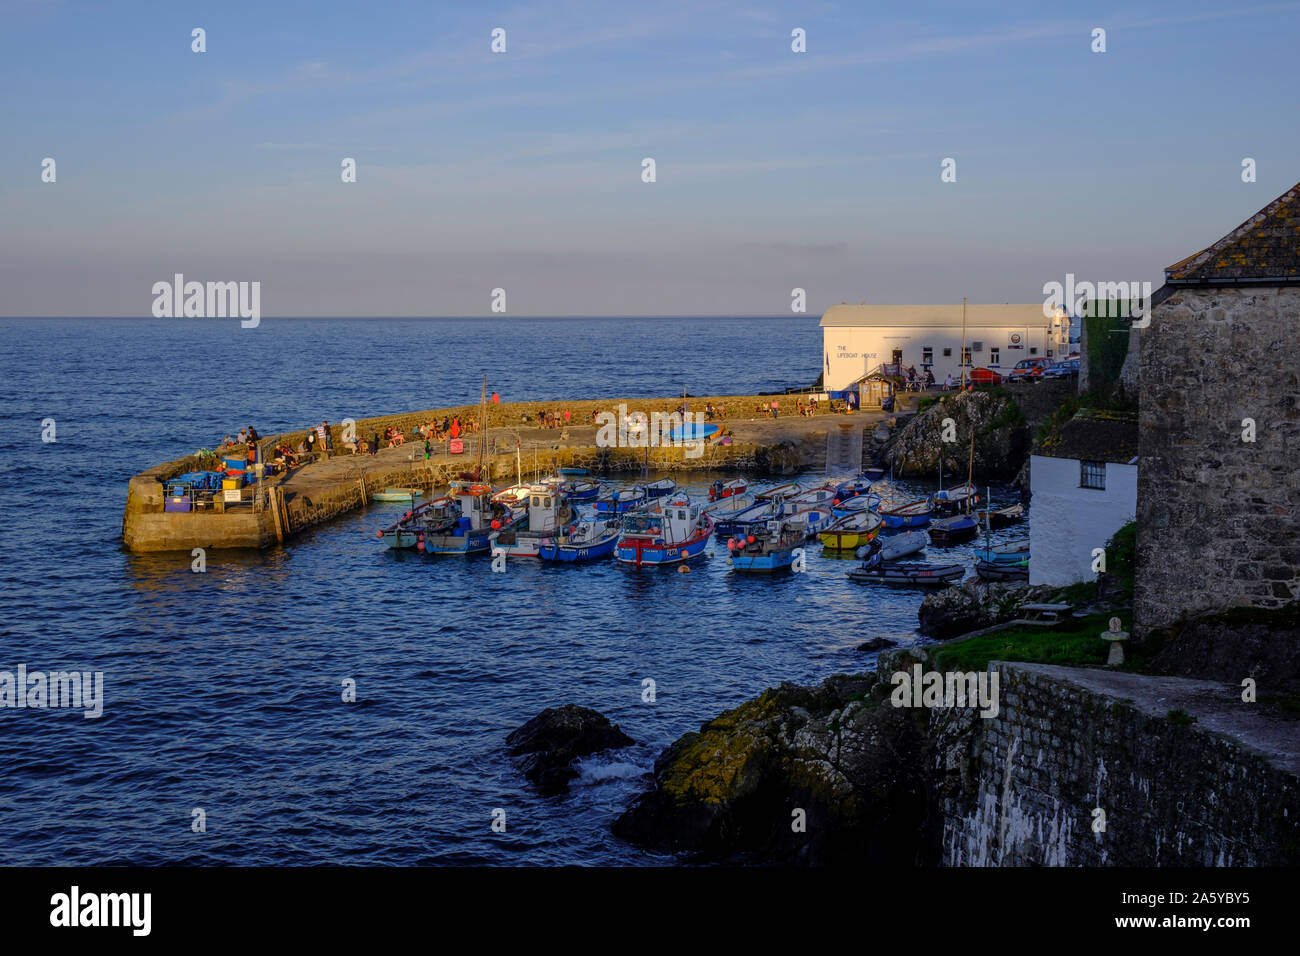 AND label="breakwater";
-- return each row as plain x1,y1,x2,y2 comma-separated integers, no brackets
122,393,879,552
